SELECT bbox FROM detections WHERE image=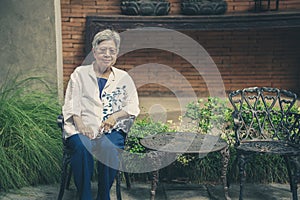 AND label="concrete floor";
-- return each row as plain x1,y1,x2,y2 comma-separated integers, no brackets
0,181,299,200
